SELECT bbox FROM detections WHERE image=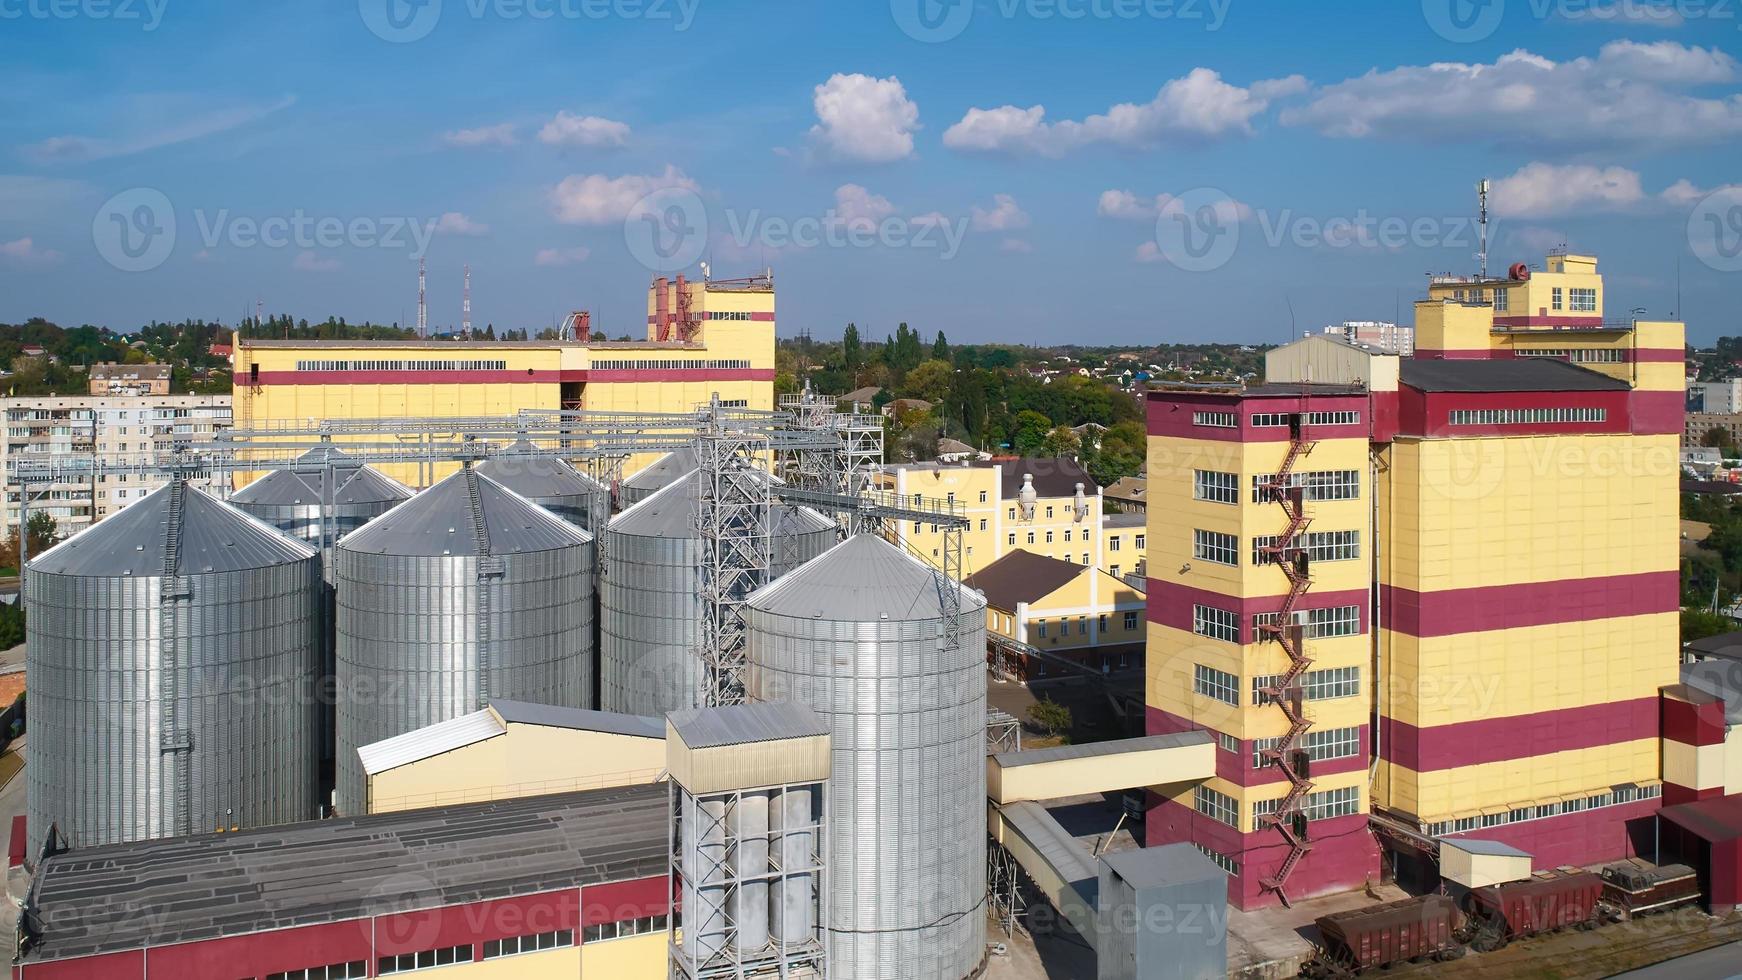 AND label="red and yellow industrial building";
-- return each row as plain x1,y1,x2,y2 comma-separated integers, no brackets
1144,253,1688,909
